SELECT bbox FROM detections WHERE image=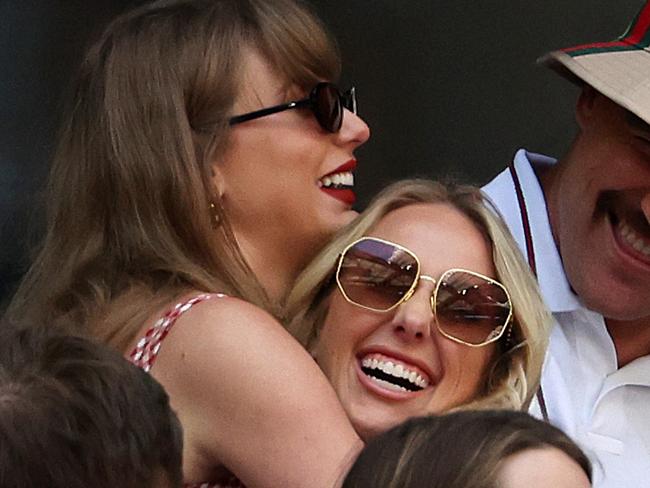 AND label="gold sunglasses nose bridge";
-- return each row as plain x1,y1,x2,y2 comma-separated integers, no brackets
418,275,438,319
399,274,436,305
419,275,437,285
